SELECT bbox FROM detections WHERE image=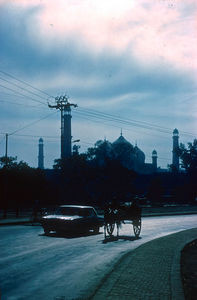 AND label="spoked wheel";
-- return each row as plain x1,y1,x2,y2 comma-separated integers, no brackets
44,228,50,235
133,218,141,238
93,226,100,234
106,222,115,236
